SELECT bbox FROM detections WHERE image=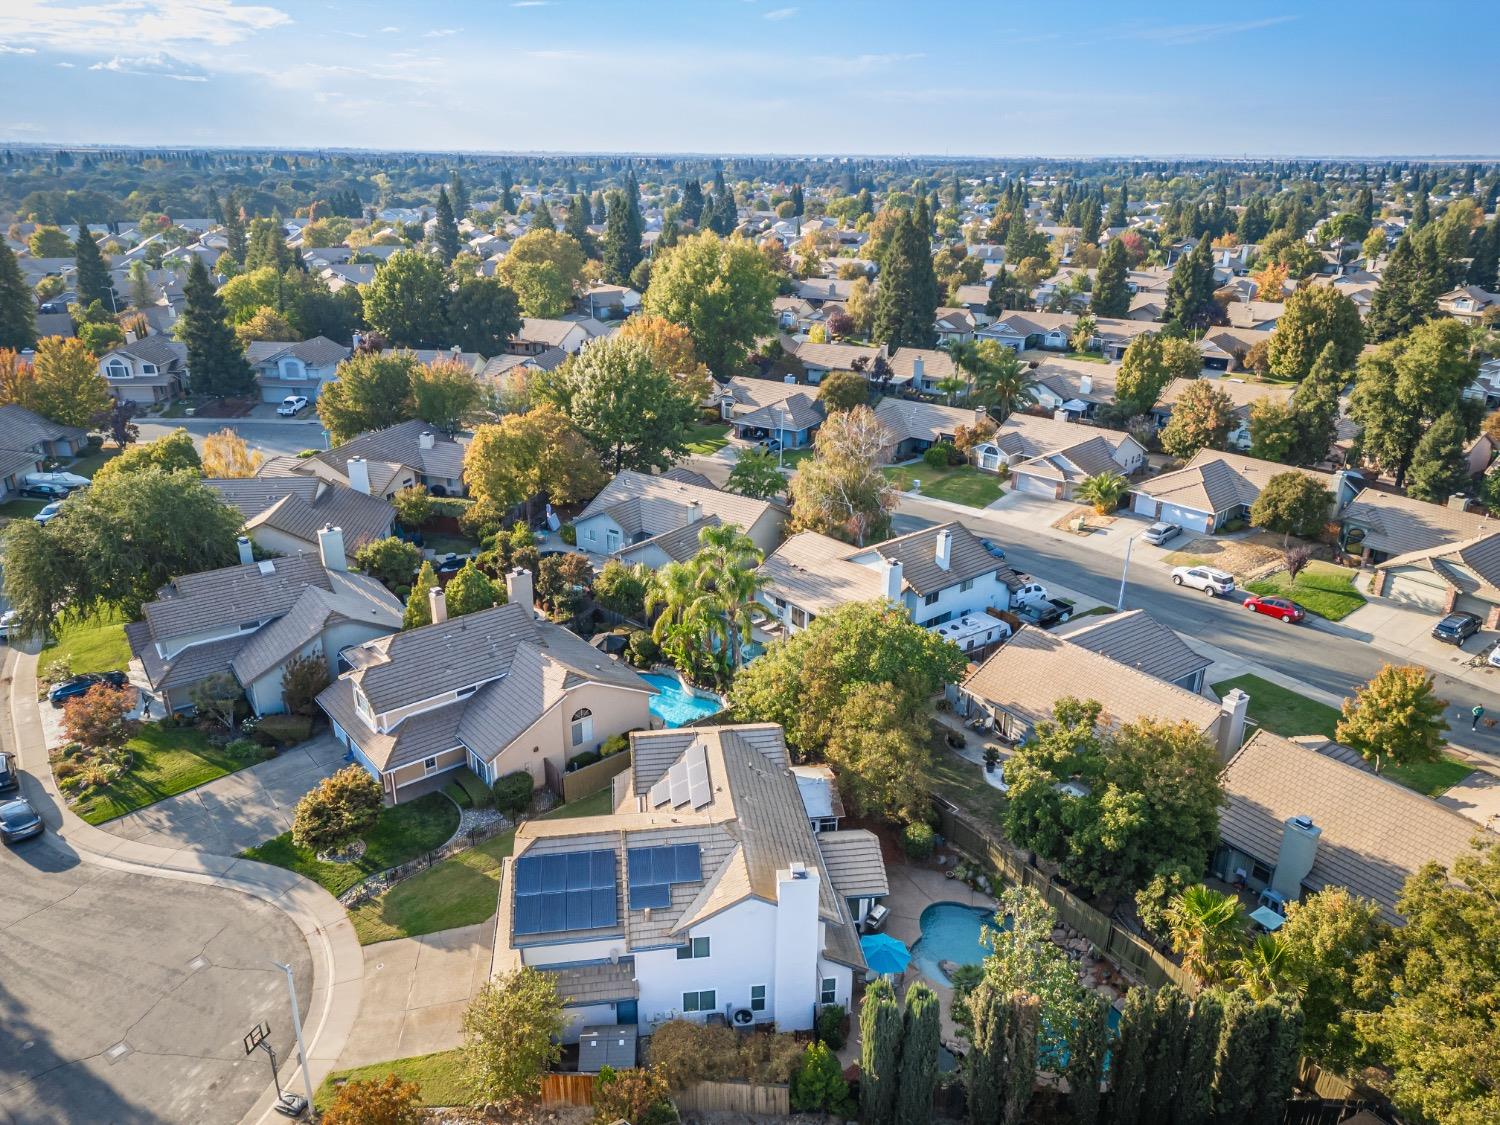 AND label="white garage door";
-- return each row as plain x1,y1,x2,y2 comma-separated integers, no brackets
1132,492,1159,517
1159,503,1212,533
1014,472,1058,498
1384,568,1448,613
261,384,286,403
1454,593,1494,621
